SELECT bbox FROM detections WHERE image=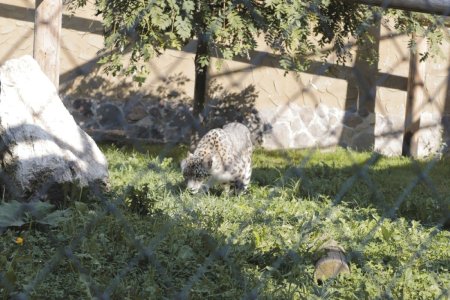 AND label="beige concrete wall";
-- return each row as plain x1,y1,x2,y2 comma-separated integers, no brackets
1,1,449,156
0,0,34,62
